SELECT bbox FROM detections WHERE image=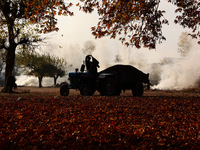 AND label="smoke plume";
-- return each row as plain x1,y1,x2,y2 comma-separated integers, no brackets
152,44,200,90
